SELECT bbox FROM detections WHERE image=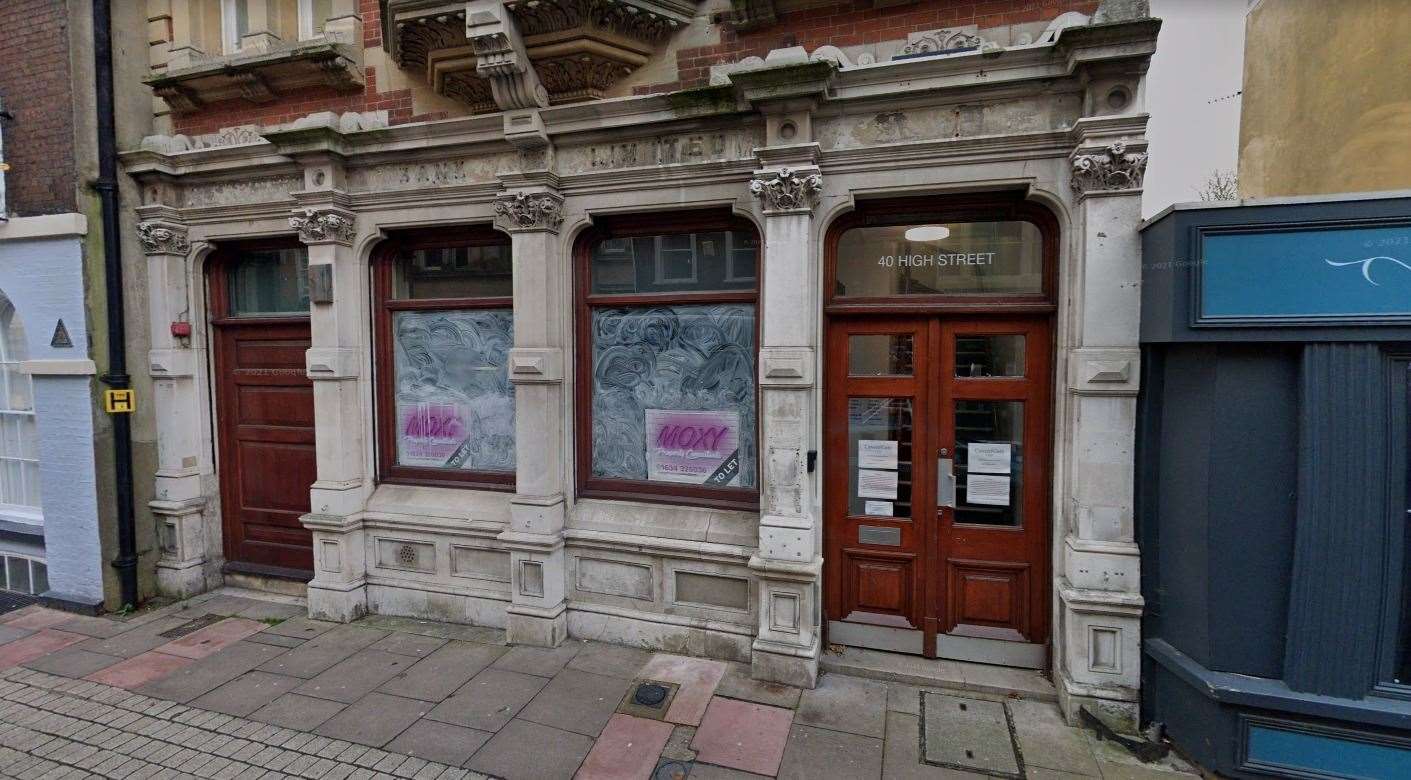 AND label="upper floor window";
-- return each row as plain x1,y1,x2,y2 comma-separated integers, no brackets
375,229,515,490
221,0,334,54
577,212,760,510
0,294,40,521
